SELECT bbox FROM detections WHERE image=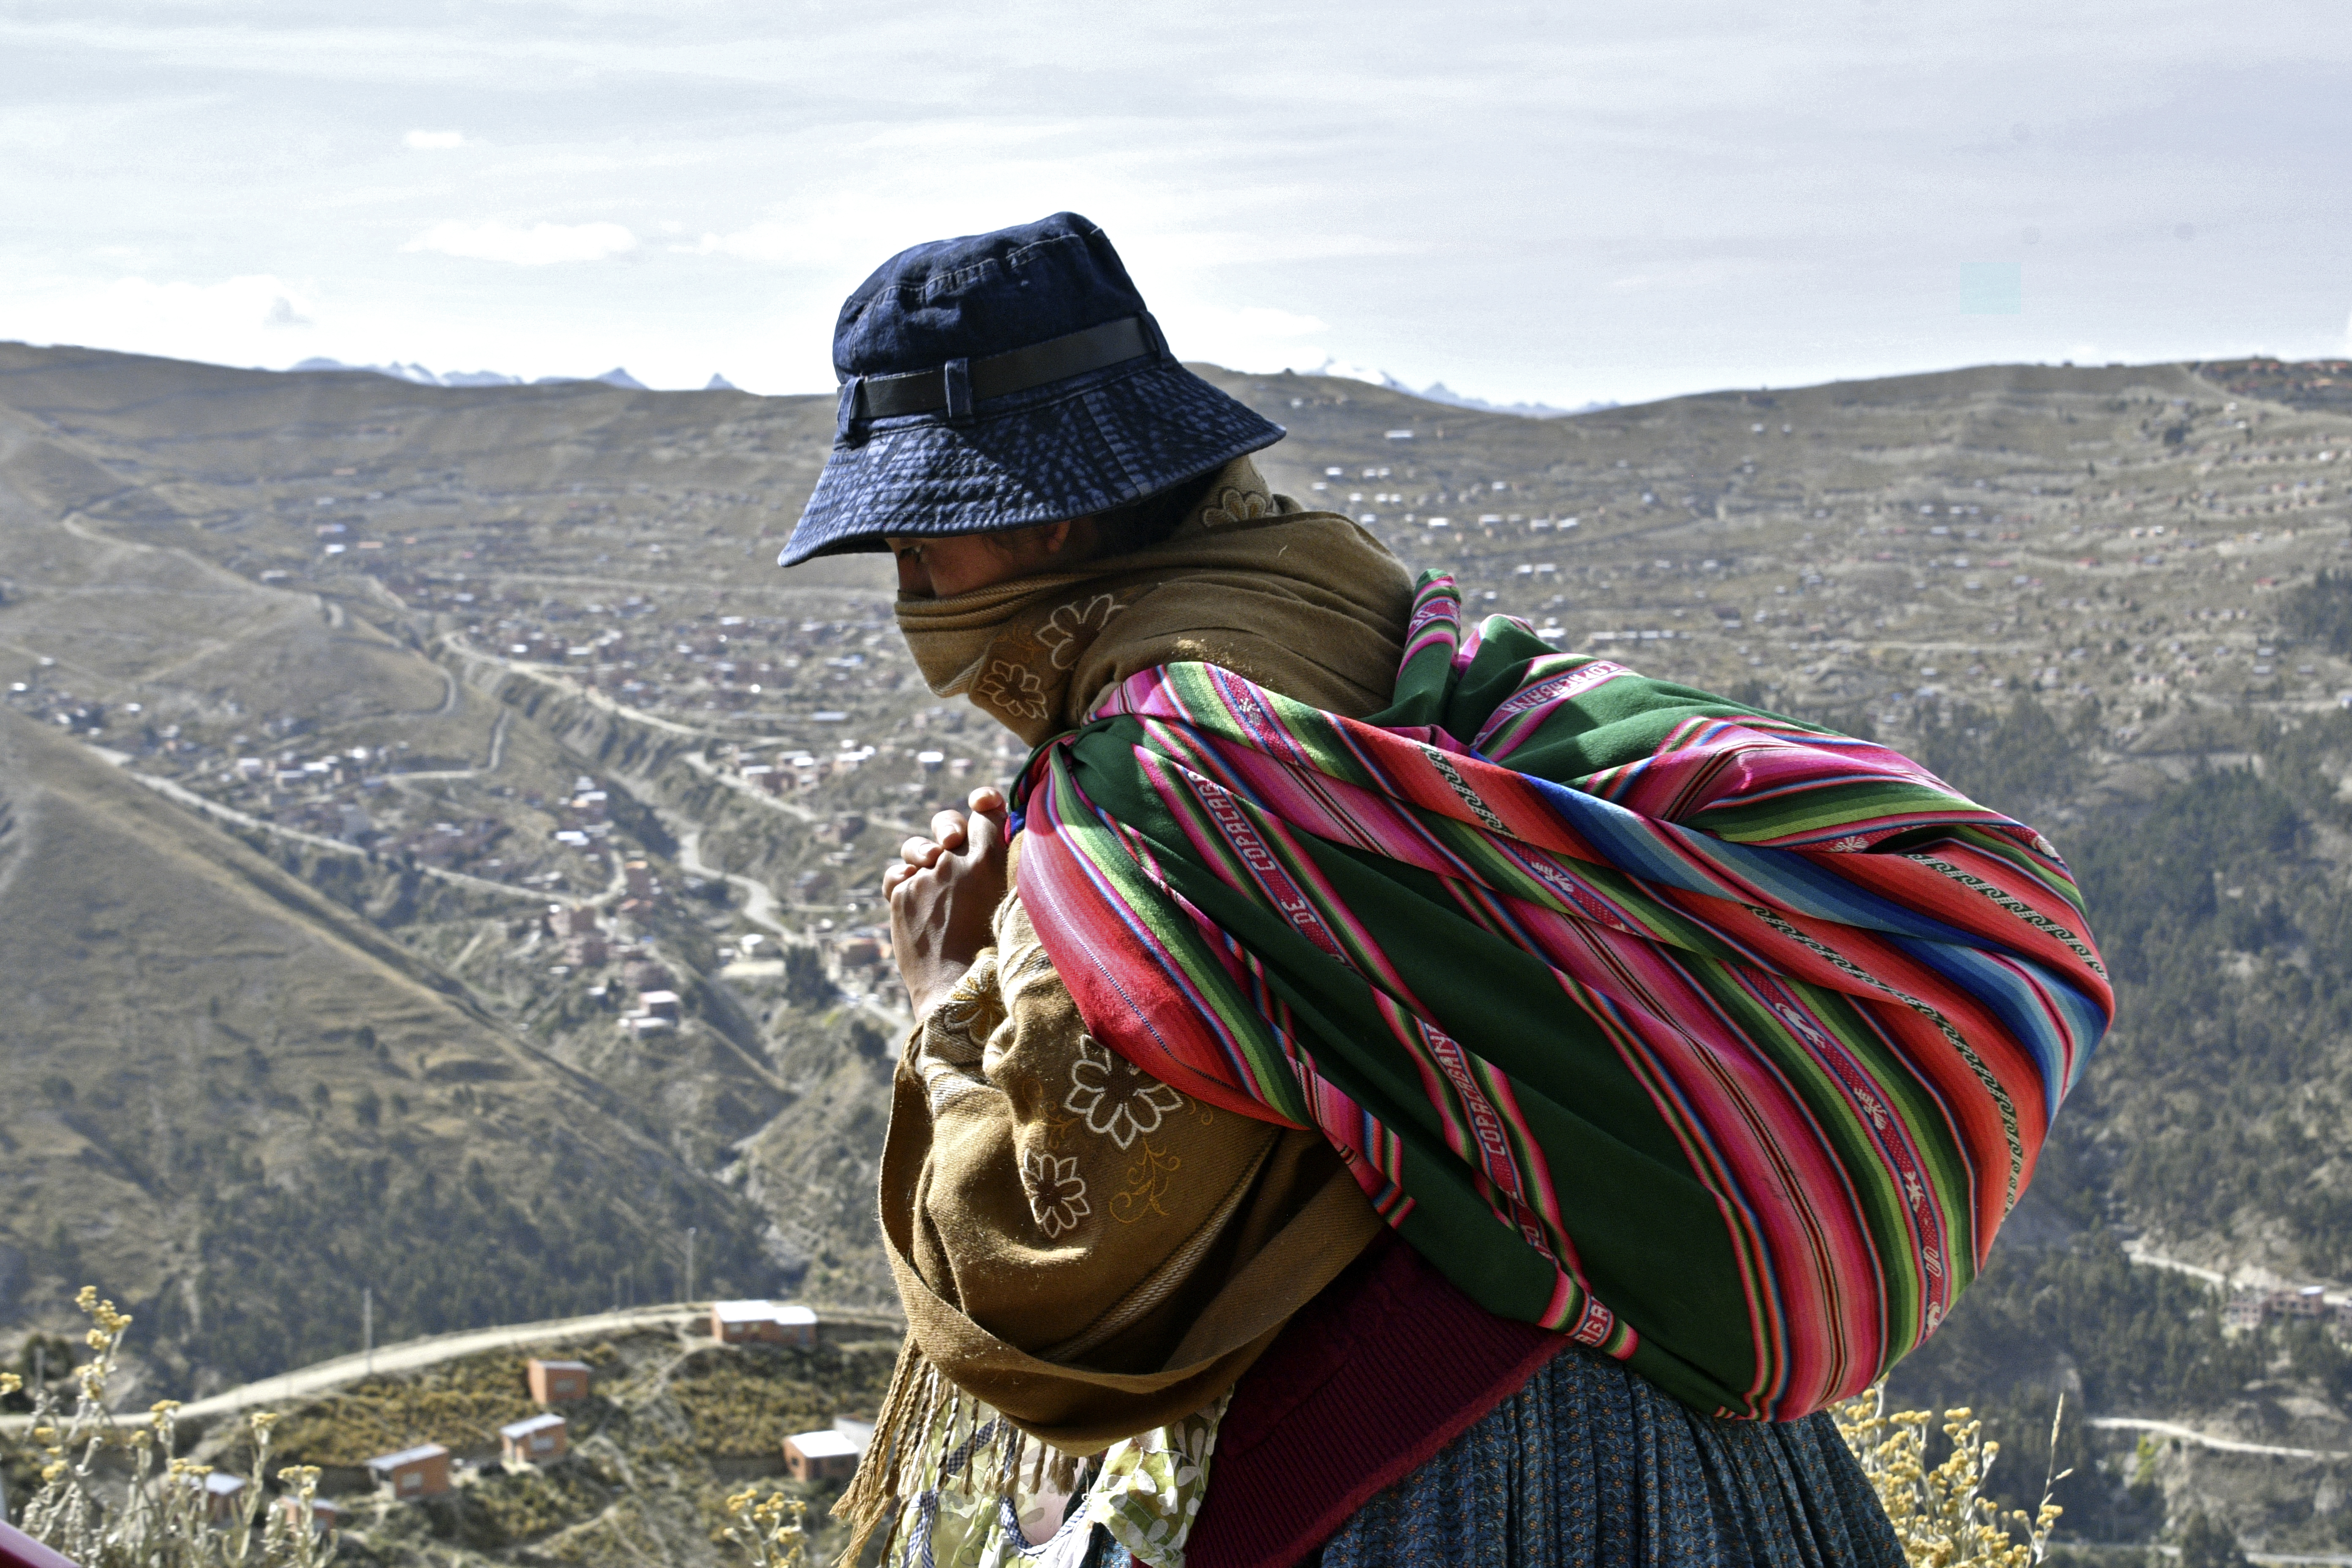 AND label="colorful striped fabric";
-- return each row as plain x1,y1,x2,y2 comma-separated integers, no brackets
1010,574,2111,1421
